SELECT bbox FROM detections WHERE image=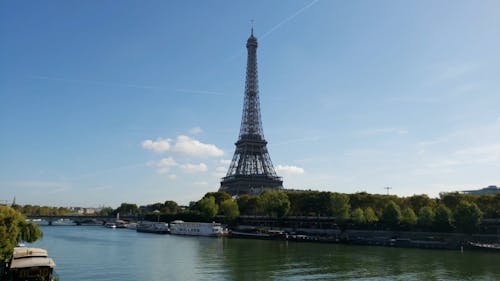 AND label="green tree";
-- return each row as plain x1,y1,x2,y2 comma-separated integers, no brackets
351,208,366,225
418,206,435,228
236,194,261,215
401,207,417,226
198,196,219,219
329,193,350,220
439,192,464,211
219,199,240,222
454,201,483,233
434,204,453,232
115,203,139,216
407,194,435,213
1,206,43,261
203,192,232,205
259,190,290,218
163,201,179,214
382,201,401,228
364,207,379,223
